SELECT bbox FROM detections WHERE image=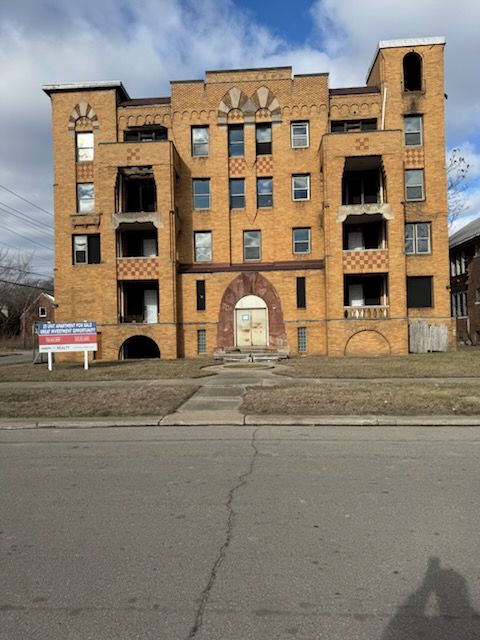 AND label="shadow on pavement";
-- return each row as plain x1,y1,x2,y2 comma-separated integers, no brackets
381,556,480,639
